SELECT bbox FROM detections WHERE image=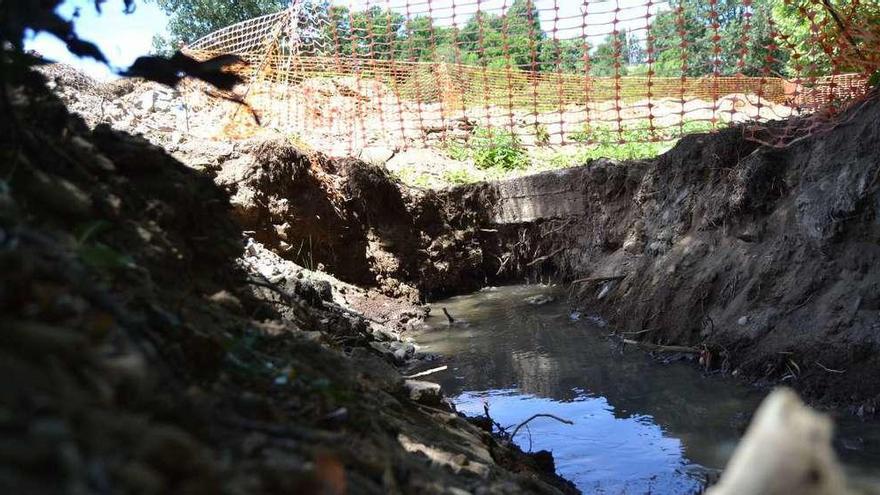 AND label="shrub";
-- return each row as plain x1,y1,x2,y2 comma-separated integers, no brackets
470,128,530,170
535,124,551,146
